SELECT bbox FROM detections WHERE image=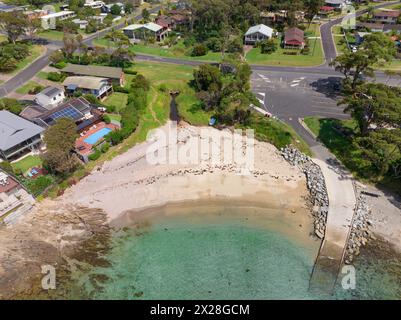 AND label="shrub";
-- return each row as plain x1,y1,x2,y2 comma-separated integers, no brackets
301,47,310,55
123,69,138,75
103,114,111,124
24,175,54,196
131,74,150,91
105,105,116,113
158,83,168,92
88,149,102,161
260,39,277,54
113,85,130,93
54,61,67,69
47,72,66,82
191,44,208,57
29,85,45,95
101,142,110,153
0,161,14,175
